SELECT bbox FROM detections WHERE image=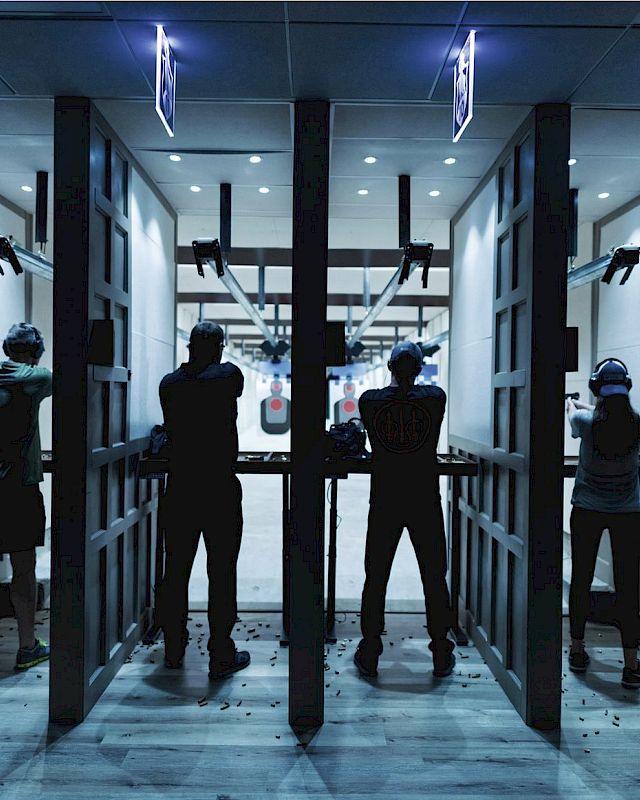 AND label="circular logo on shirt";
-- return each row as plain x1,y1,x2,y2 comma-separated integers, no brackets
372,400,432,453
